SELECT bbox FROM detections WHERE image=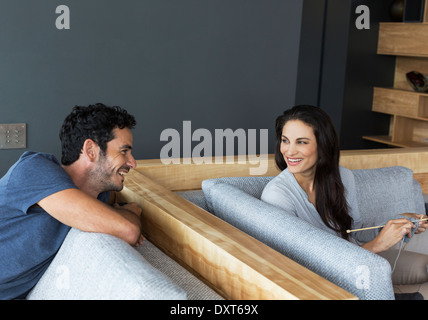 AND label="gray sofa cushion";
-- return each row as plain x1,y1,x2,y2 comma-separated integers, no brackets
203,176,274,212
353,166,428,257
27,228,187,300
202,177,394,300
353,166,425,228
